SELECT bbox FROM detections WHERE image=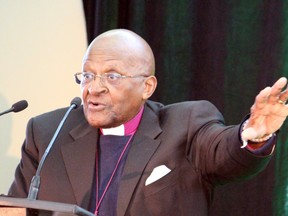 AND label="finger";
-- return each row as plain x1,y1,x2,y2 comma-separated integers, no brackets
254,86,271,107
270,77,288,103
279,89,288,103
